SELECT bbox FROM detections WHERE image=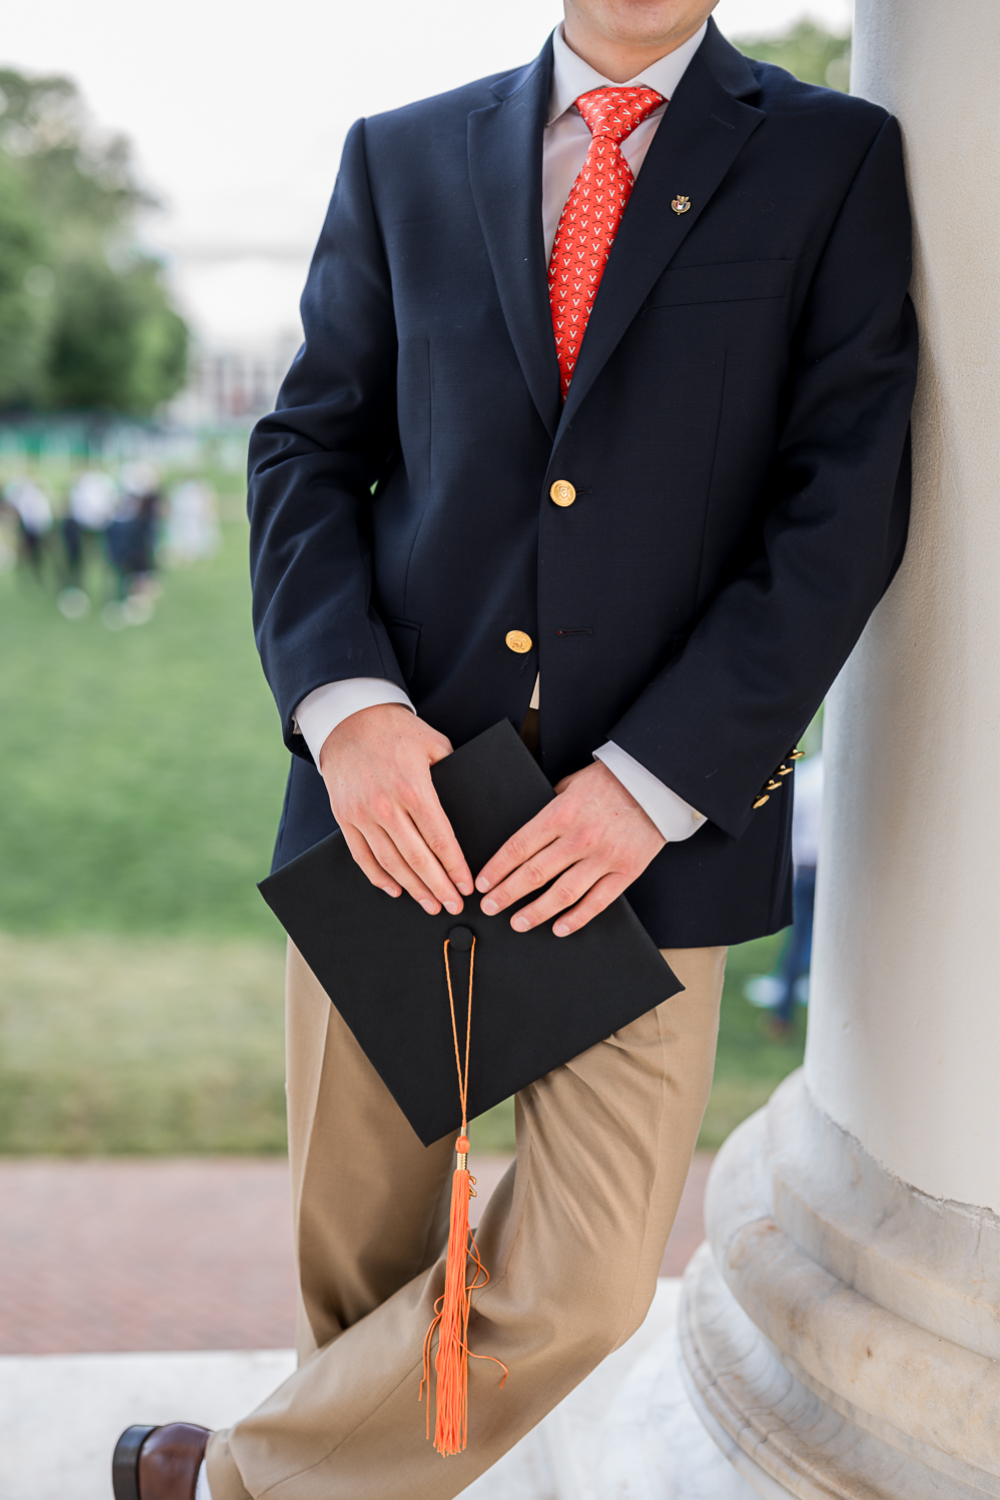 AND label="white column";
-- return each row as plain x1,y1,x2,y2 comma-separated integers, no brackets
677,2,1000,1495
807,0,1000,1211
